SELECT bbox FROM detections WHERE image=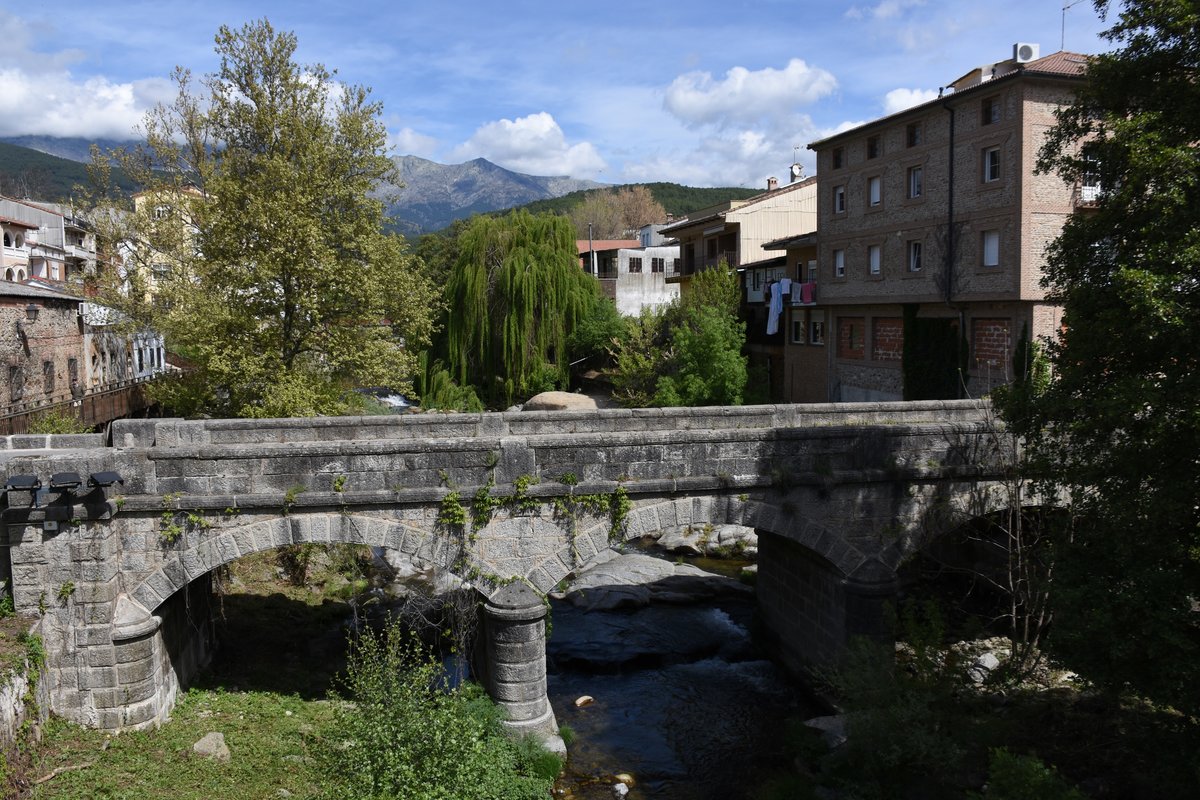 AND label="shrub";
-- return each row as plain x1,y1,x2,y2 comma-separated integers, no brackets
323,620,554,800
974,749,1084,800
